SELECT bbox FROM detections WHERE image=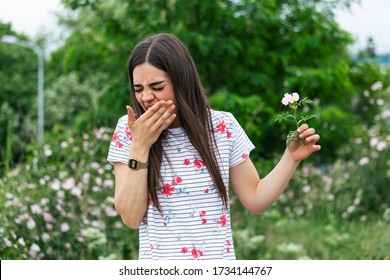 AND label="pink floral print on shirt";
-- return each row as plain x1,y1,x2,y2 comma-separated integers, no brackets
216,119,233,140
181,247,188,254
111,131,124,148
181,246,204,259
219,214,227,227
172,176,183,185
112,131,119,141
194,159,205,169
216,120,227,133
192,248,204,259
111,124,132,149
199,210,207,224
125,126,132,138
161,183,174,197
